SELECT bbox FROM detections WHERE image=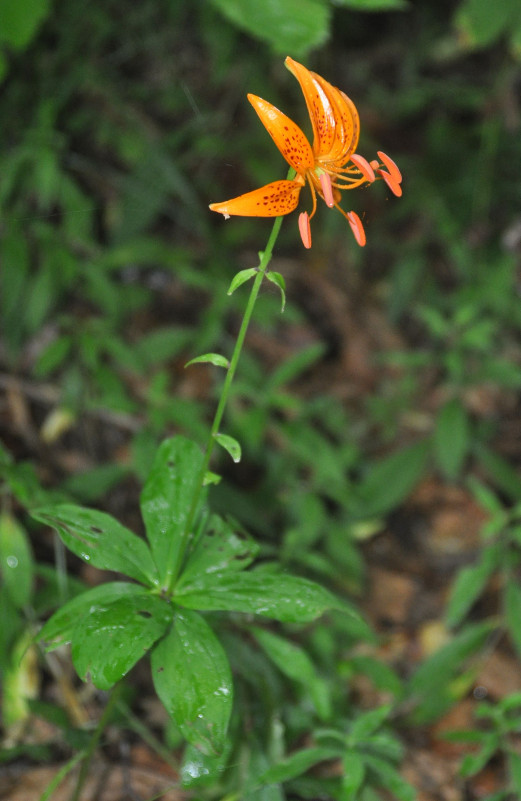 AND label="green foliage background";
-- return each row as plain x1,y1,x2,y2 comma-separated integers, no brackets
2,0,521,798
